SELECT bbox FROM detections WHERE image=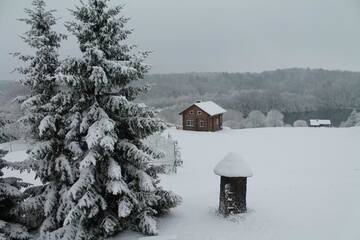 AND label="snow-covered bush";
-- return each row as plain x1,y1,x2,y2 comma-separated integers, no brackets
244,110,266,128
224,109,285,129
223,109,246,129
293,119,308,127
340,110,360,127
225,109,286,129
265,109,284,127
